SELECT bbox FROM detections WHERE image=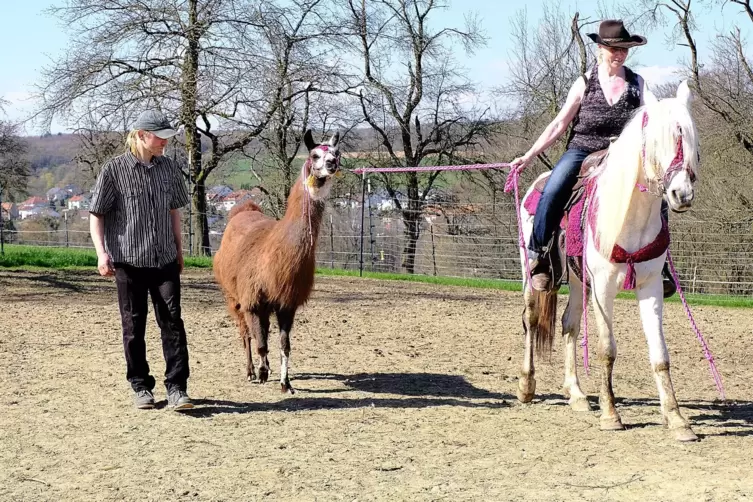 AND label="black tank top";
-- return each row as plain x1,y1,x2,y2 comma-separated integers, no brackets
567,65,641,153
